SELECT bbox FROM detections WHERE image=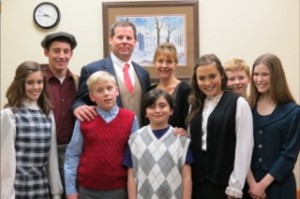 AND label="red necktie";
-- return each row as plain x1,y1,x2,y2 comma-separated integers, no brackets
123,63,134,93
